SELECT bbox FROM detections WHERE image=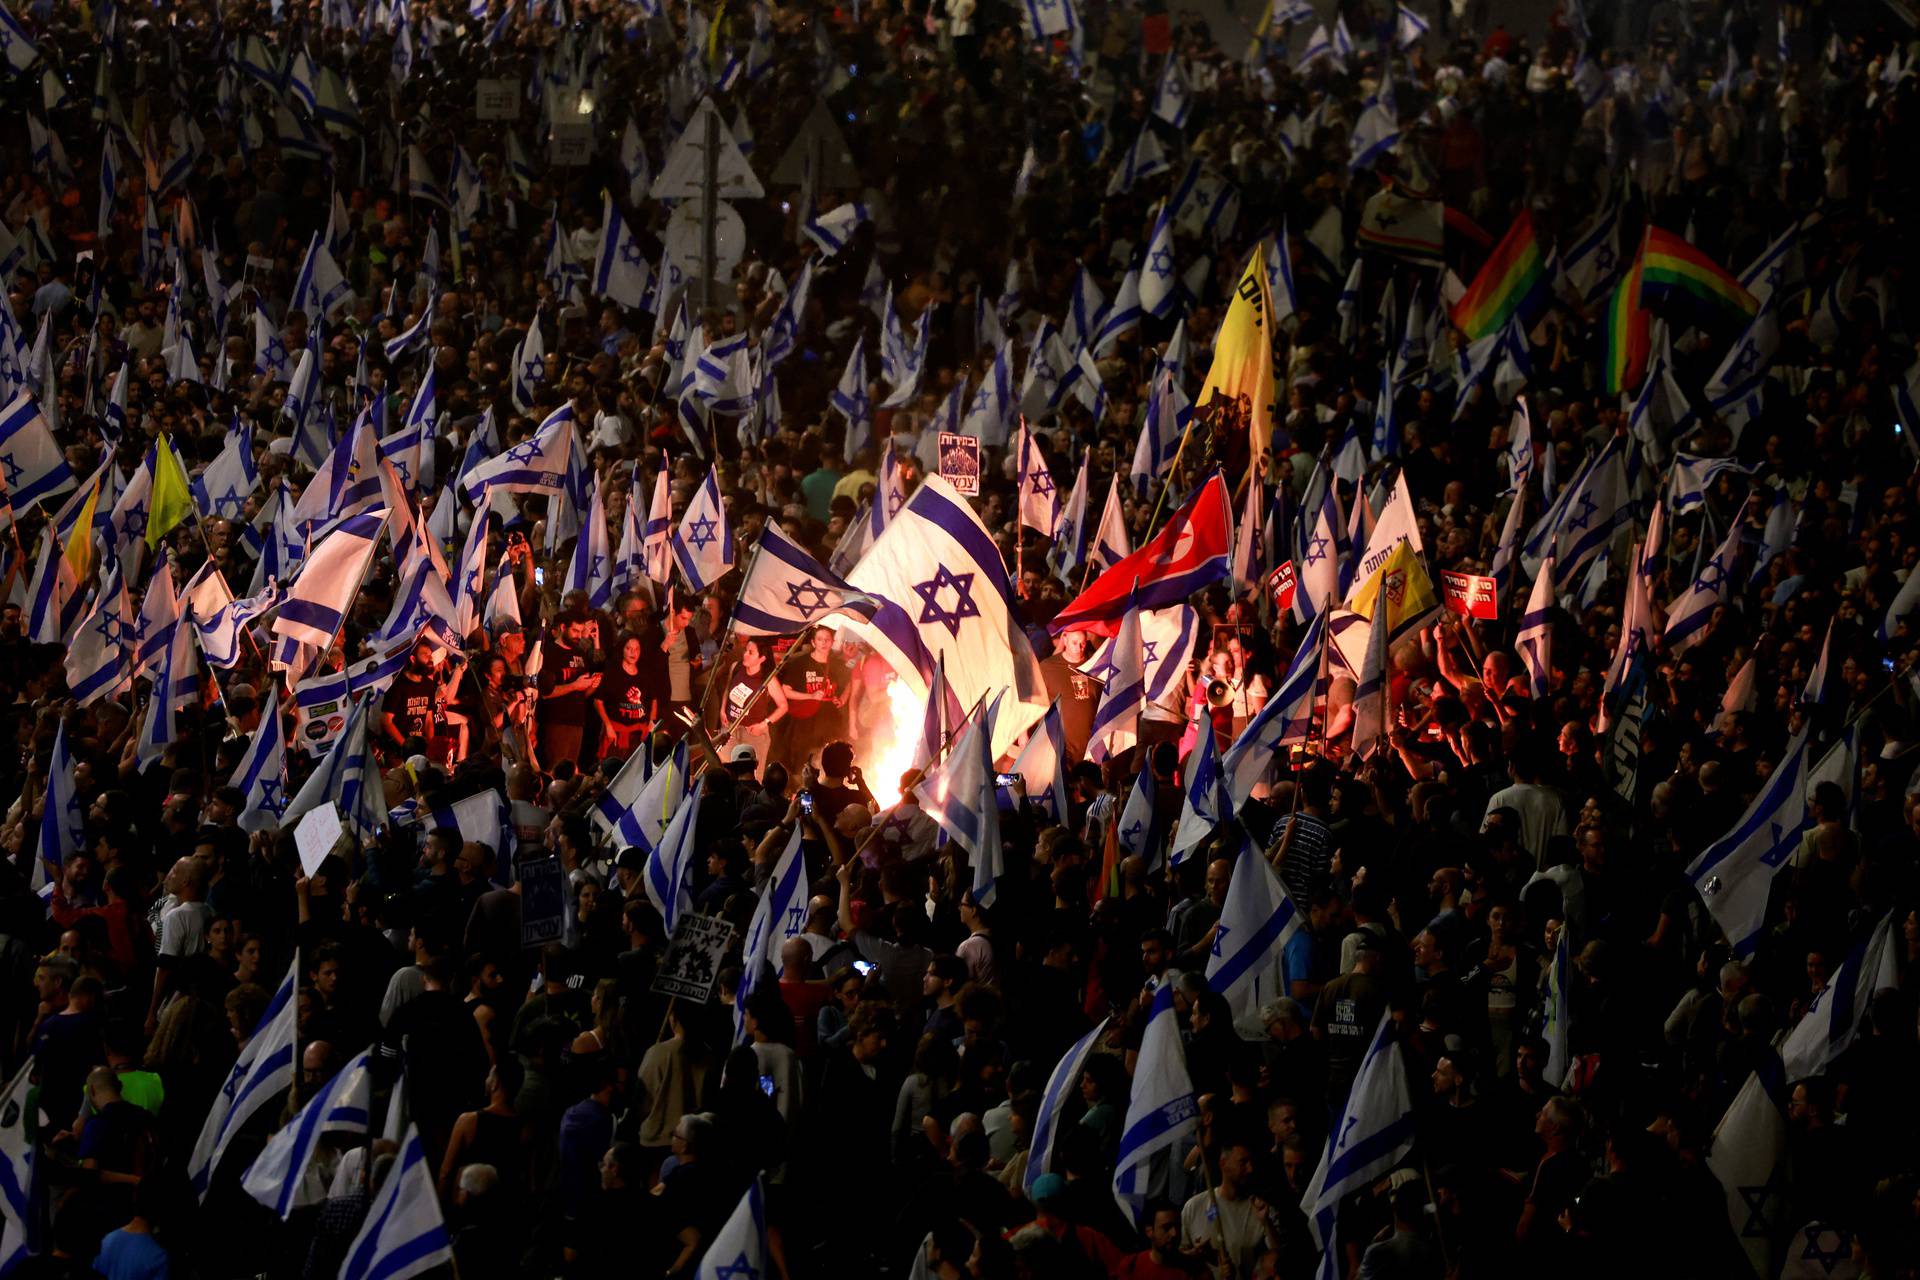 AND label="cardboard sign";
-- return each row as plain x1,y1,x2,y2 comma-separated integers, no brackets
1441,570,1499,620
549,122,594,167
518,854,566,950
1267,561,1296,611
937,432,981,496
475,79,519,120
651,913,735,1004
295,805,345,878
